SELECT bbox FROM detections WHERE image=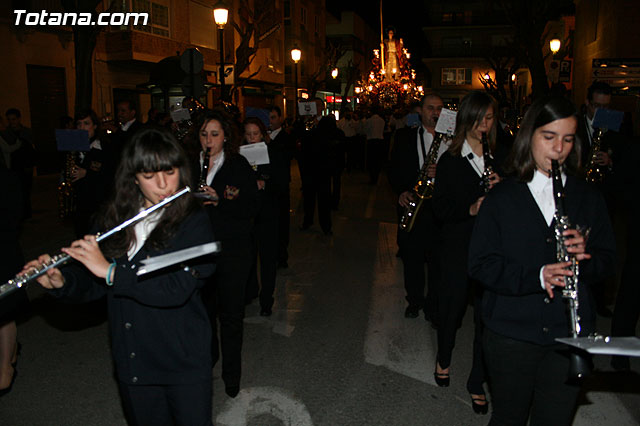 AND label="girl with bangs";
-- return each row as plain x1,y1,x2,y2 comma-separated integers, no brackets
24,127,217,426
